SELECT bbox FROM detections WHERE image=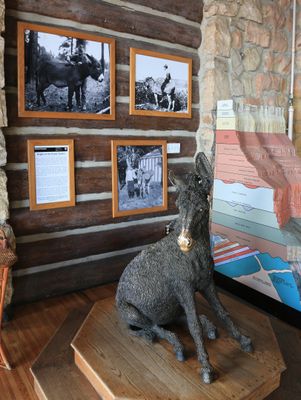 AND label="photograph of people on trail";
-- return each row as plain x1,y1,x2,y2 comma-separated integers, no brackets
18,22,115,119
